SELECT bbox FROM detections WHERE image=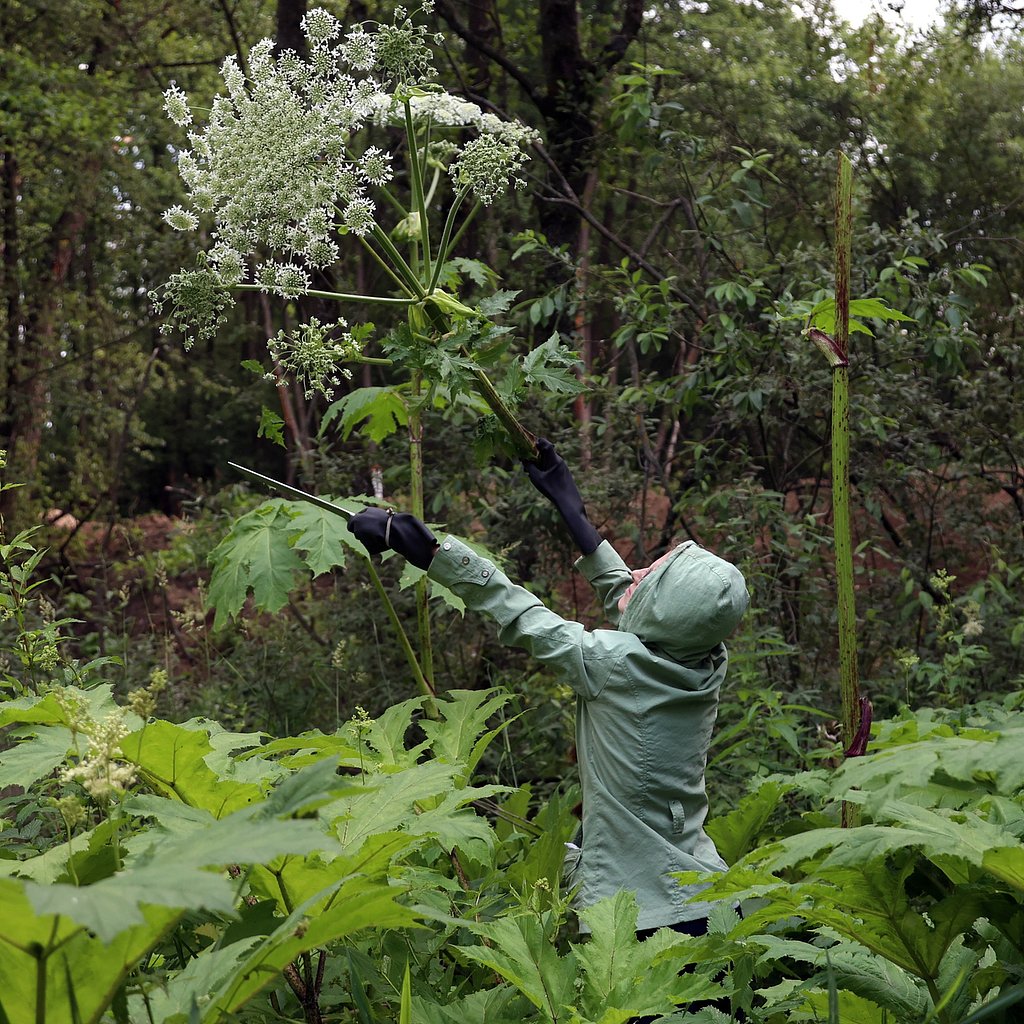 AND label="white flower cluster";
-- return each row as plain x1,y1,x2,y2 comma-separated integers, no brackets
160,5,537,308
61,709,137,803
267,317,363,399
371,91,538,205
